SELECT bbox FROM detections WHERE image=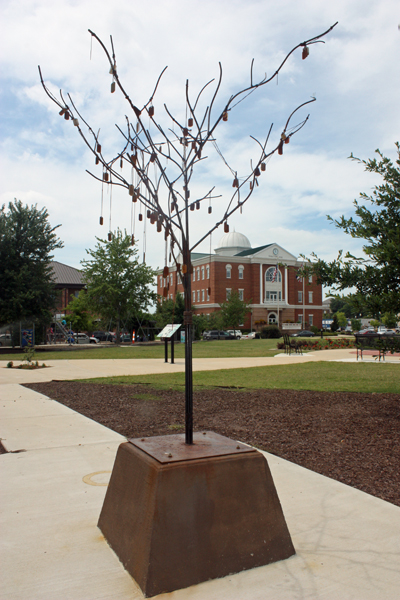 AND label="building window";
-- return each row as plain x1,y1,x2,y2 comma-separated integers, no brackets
201,267,205,280
226,288,231,300
268,313,277,324
202,289,205,302
309,314,313,326
265,291,281,301
239,289,244,301
207,288,210,301
206,264,210,279
265,266,281,282
298,291,303,303
308,275,313,284
159,276,162,287
298,315,303,324
226,264,232,279
197,290,200,302
197,267,200,281
238,265,244,279
193,270,196,282
170,273,173,287
308,291,313,303
192,291,195,303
